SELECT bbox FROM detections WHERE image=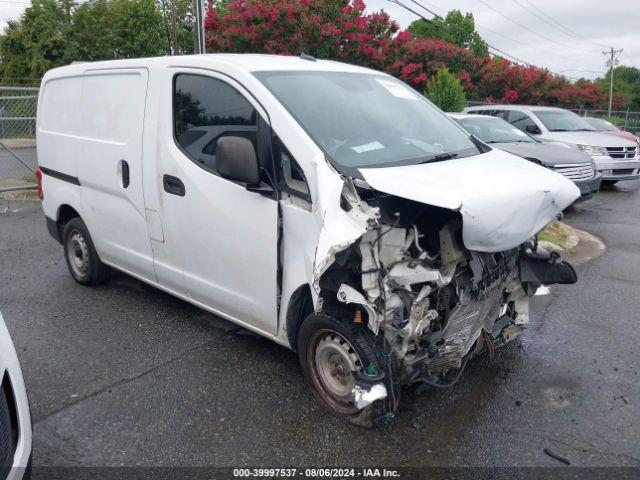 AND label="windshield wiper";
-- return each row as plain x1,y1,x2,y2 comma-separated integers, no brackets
419,152,459,164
